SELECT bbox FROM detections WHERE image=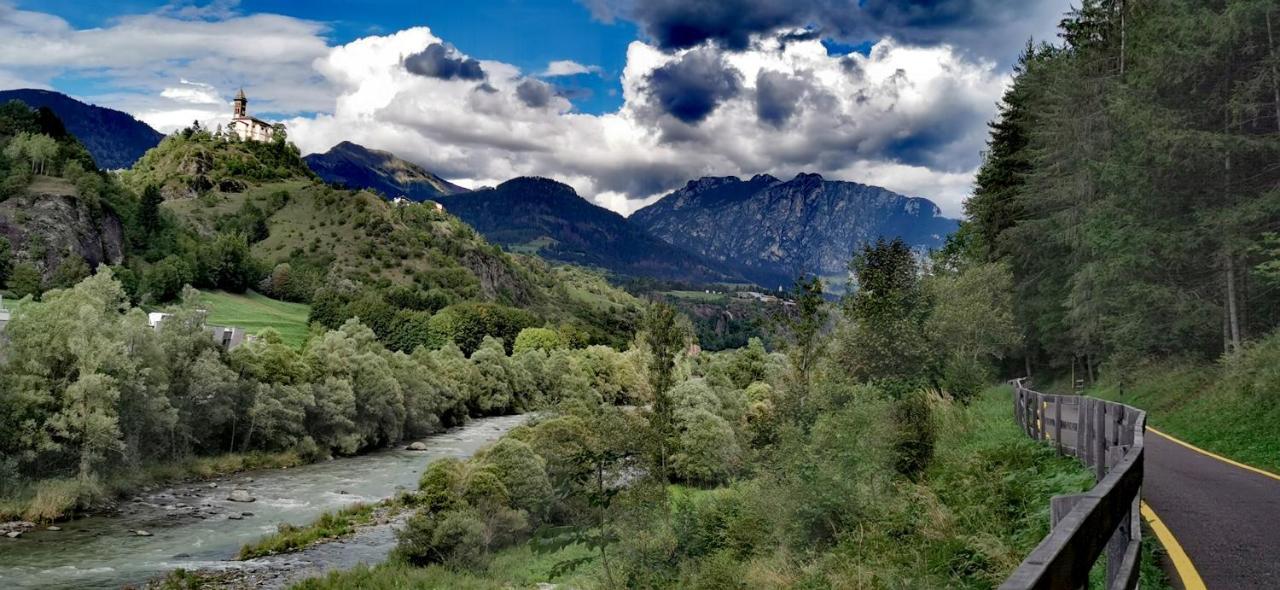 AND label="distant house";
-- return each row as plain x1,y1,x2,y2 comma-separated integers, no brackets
227,88,277,142
0,297,11,335
148,310,252,351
